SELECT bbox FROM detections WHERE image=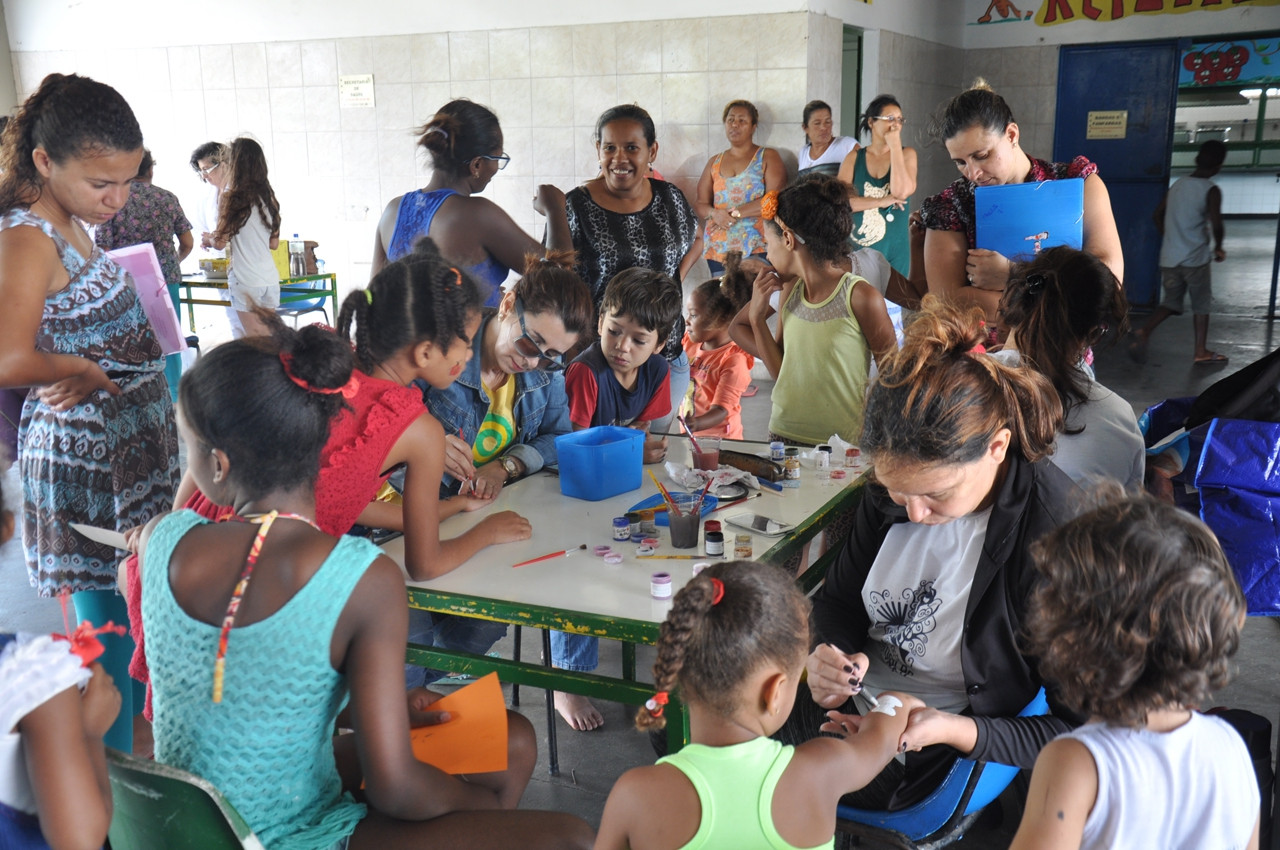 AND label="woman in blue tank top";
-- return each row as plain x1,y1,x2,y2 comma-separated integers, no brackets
372,99,574,307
